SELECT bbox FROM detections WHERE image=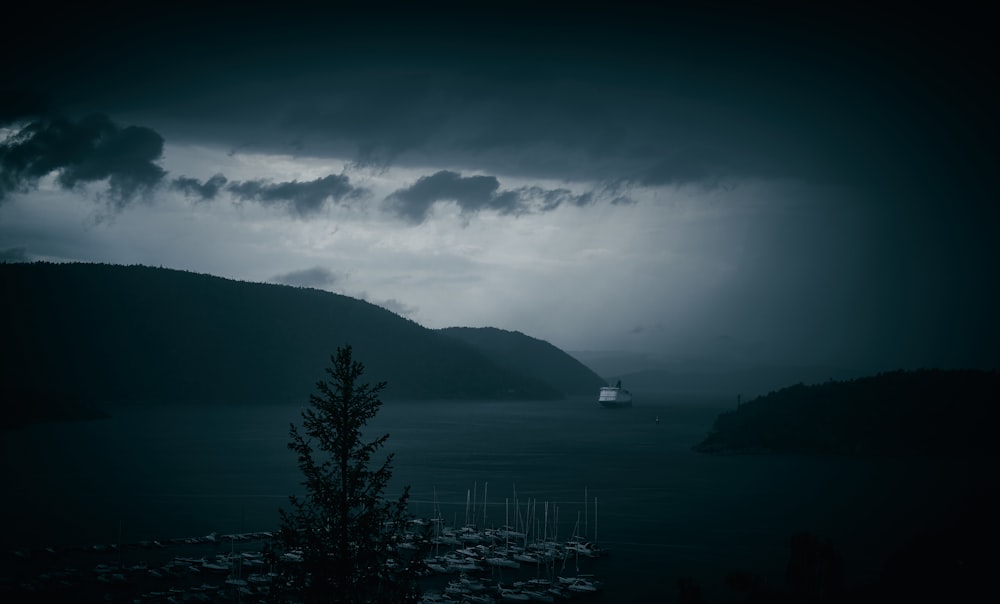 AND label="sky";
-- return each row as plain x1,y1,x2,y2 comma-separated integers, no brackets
2,3,997,372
